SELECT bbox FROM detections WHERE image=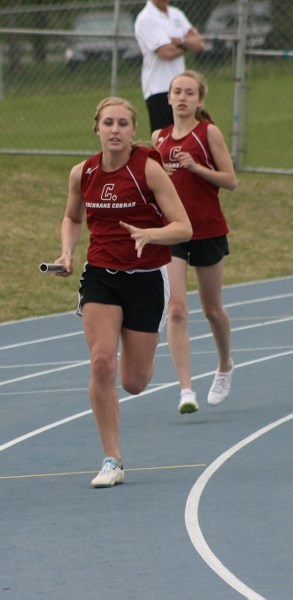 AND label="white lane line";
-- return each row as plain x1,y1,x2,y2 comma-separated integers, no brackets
0,410,92,452
2,346,292,370
0,317,292,387
0,330,83,352
185,413,293,600
0,360,89,387
191,350,293,378
158,316,293,349
0,387,89,396
0,361,87,369
0,377,184,452
1,351,292,454
1,351,292,397
0,278,291,329
1,292,292,352
0,311,73,327
188,292,293,316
